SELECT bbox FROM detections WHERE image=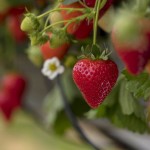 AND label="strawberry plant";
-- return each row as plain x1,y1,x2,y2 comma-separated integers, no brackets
19,0,150,134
